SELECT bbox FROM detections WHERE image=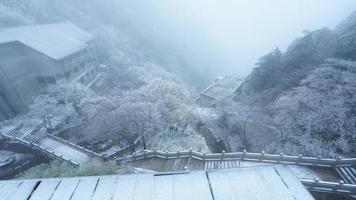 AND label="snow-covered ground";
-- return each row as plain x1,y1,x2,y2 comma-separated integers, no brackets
0,150,16,163
196,107,242,151
39,137,97,164
149,126,210,152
